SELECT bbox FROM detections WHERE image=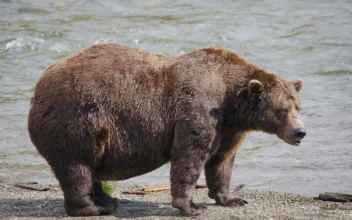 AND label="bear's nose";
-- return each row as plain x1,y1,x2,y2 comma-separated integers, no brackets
294,128,306,139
